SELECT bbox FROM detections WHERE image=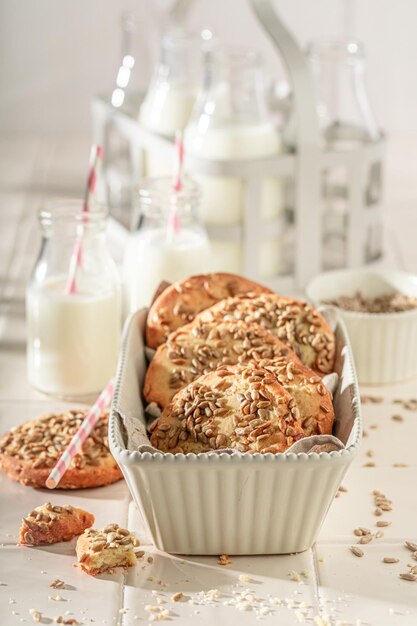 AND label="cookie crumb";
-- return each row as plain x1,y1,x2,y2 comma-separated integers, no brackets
171,592,184,602
218,554,232,566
